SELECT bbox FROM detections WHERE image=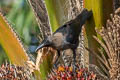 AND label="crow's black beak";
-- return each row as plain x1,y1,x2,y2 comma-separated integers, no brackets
35,43,45,52
35,39,49,52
